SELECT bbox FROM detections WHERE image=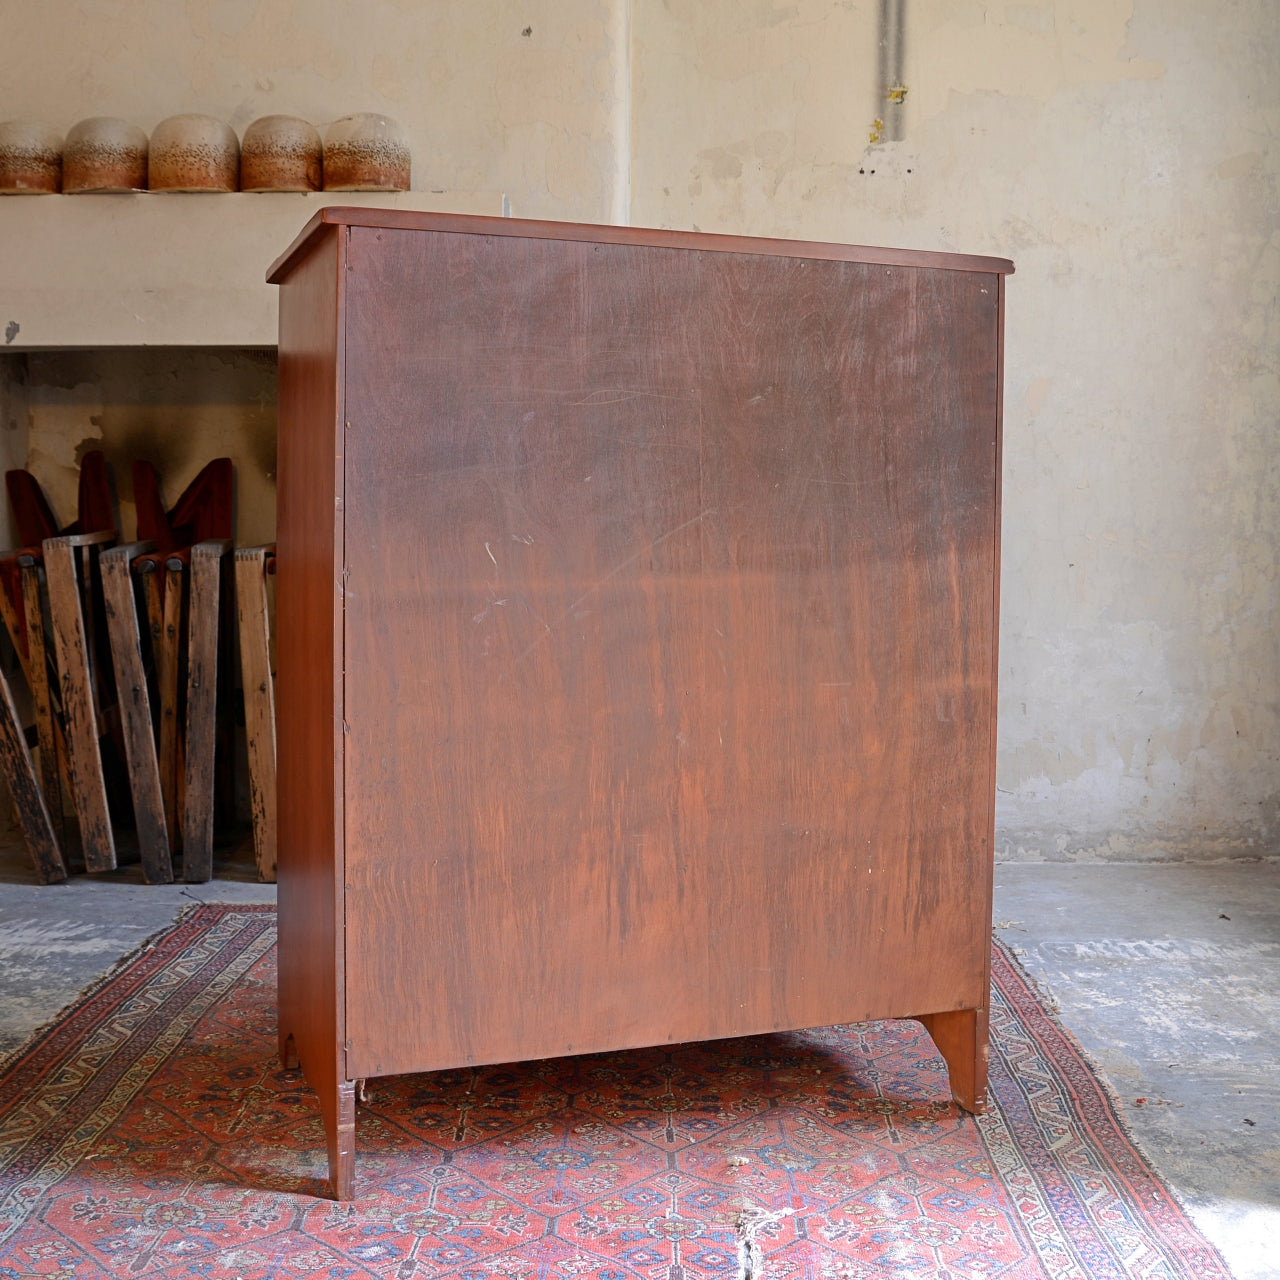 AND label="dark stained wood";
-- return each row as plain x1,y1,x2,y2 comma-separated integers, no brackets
273,213,1009,1199
0,655,66,883
0,570,34,689
43,532,117,873
235,544,277,882
19,558,66,849
179,539,231,883
274,223,348,1199
101,541,173,884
